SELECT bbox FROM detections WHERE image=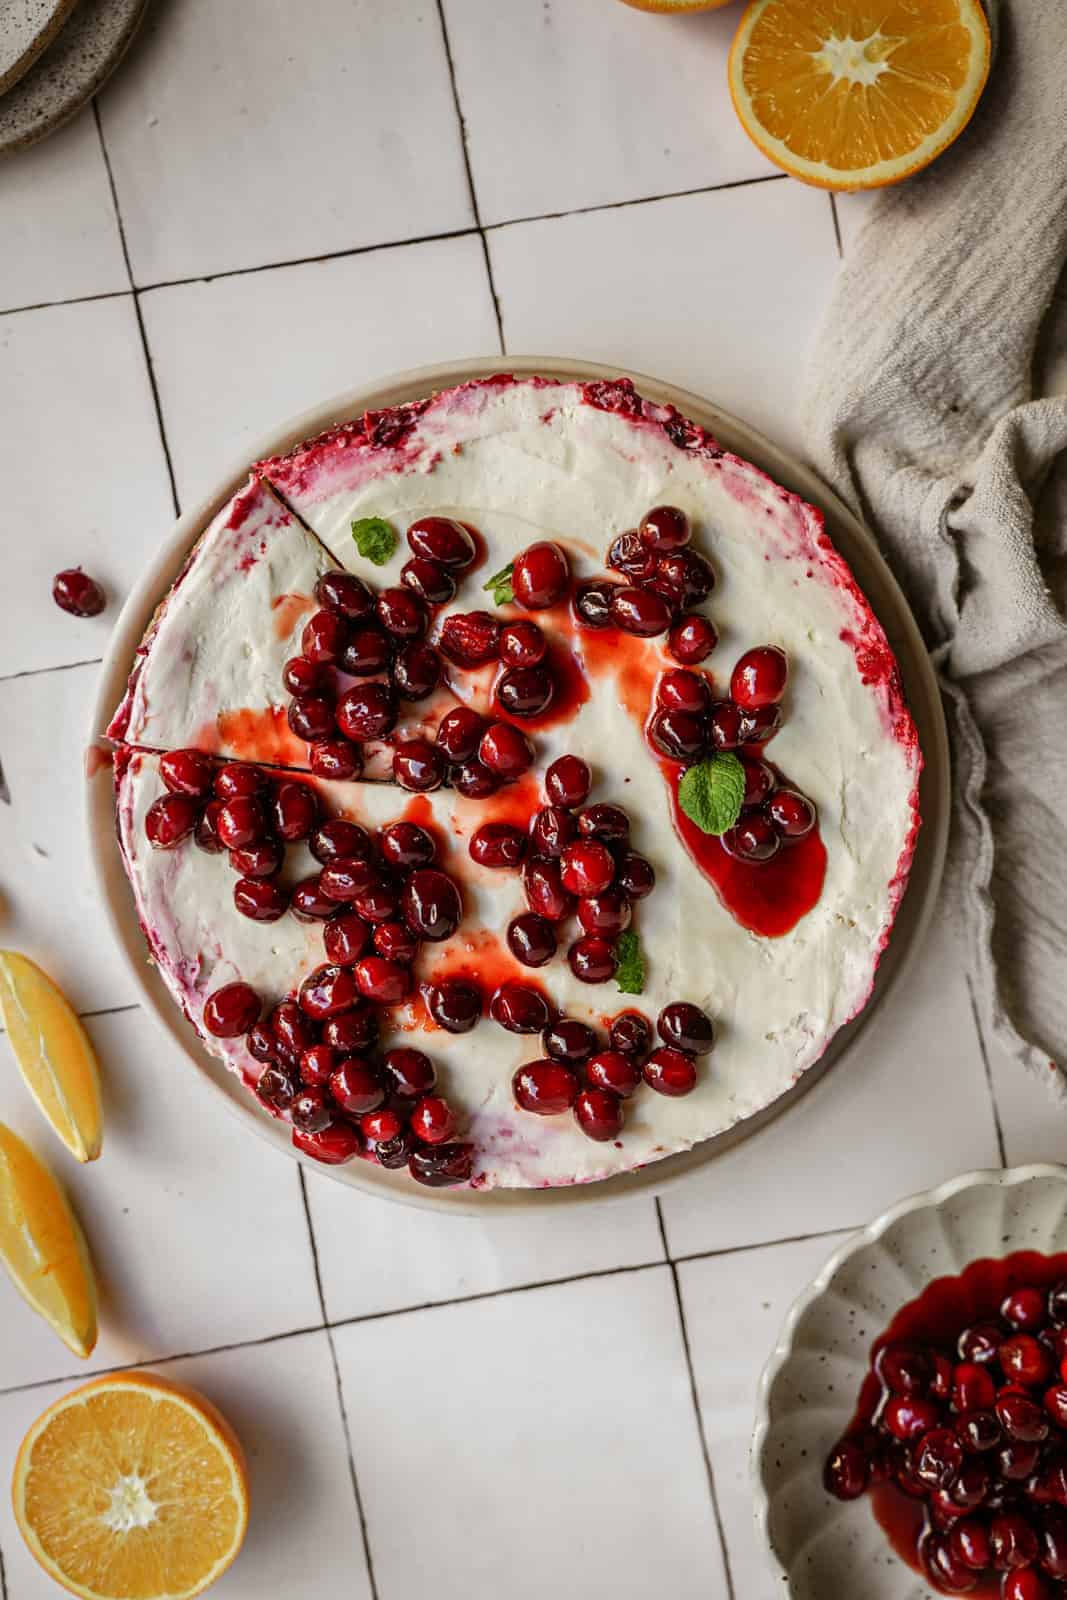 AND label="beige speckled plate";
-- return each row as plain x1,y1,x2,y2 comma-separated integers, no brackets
0,0,146,156
85,357,950,1214
0,0,80,97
